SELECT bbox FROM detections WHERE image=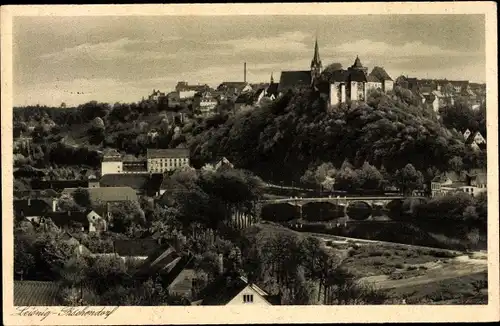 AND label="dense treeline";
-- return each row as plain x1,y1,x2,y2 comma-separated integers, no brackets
187,88,486,184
